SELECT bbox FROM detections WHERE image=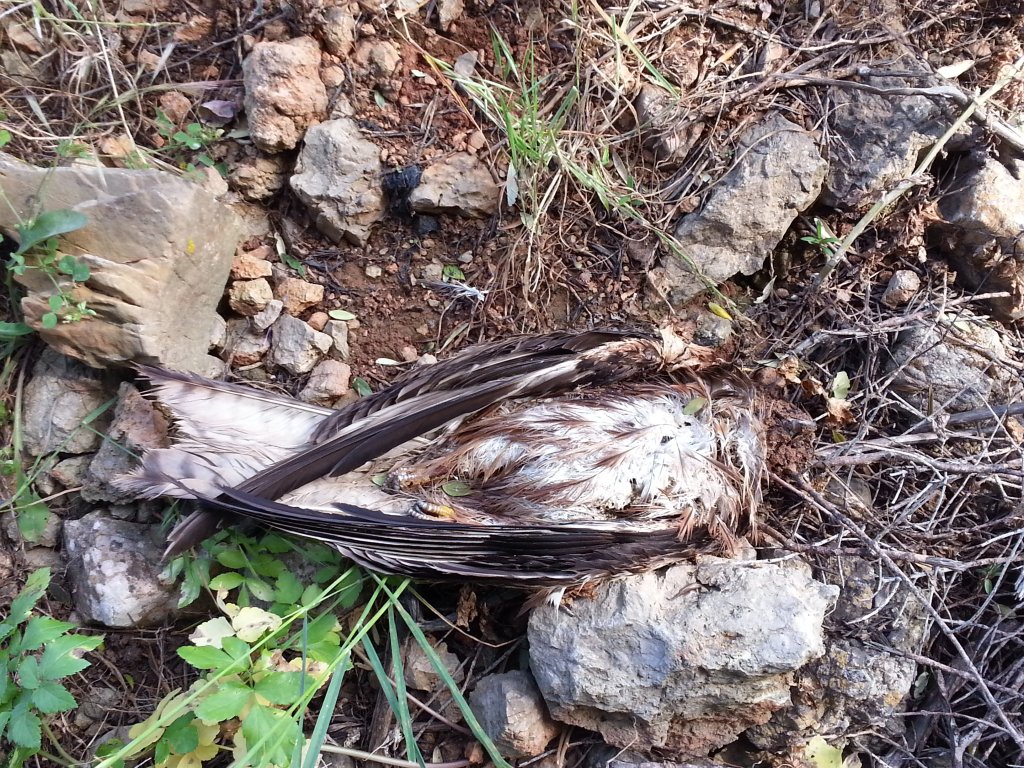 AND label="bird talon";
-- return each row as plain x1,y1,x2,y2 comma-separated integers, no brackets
412,501,458,519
